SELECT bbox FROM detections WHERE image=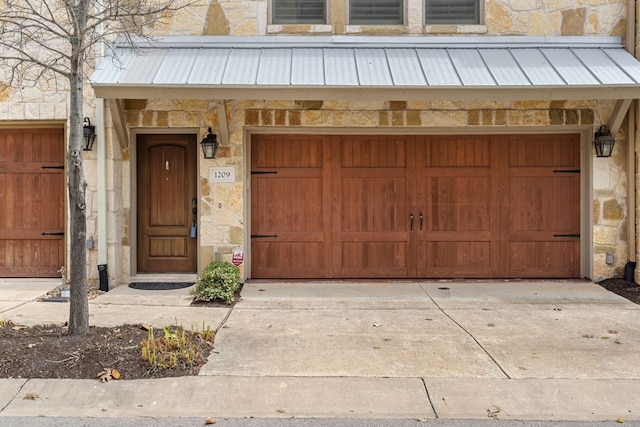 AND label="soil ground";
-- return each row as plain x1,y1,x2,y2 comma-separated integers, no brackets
0,279,637,380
